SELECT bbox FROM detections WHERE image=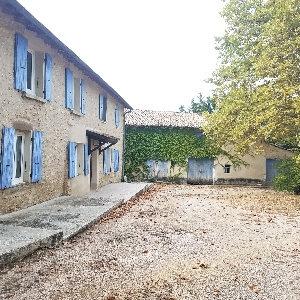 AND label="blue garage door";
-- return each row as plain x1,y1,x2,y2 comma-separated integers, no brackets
187,158,214,185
